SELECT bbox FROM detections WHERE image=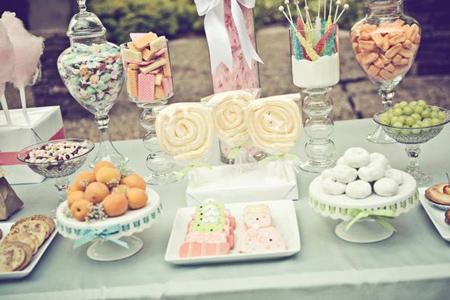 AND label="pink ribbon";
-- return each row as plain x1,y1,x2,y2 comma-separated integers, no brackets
0,127,65,166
